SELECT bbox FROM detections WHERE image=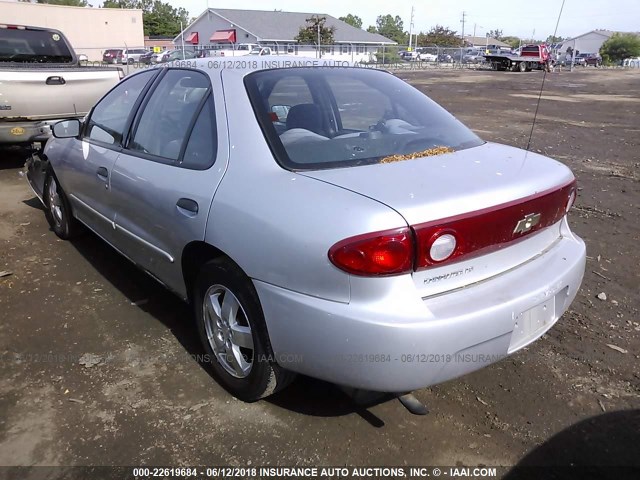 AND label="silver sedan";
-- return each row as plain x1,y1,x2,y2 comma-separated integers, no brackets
27,58,586,402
